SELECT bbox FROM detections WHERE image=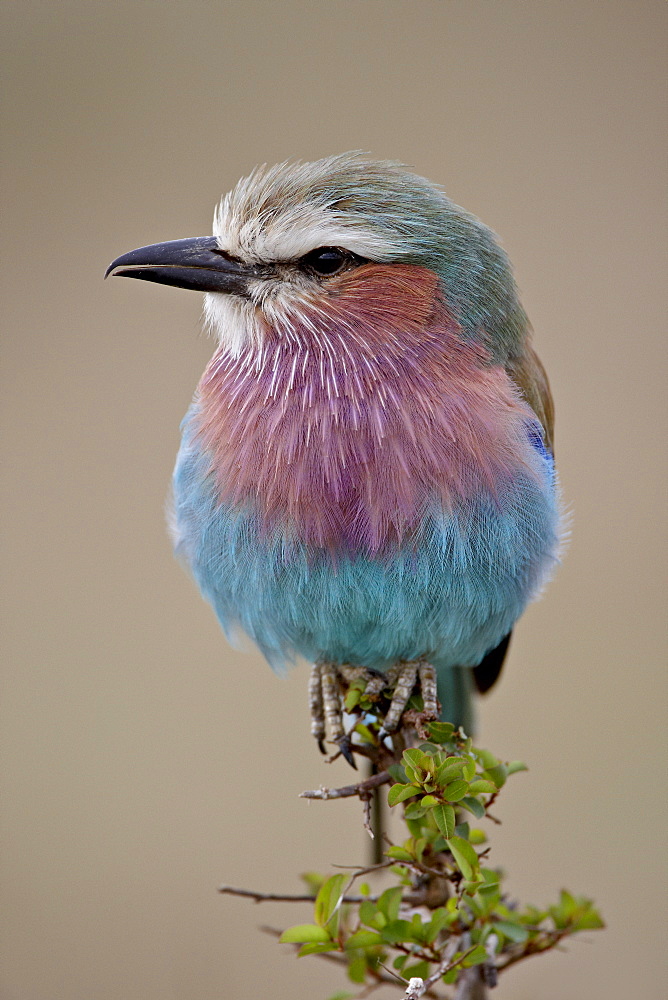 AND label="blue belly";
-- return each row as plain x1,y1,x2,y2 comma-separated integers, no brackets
171,424,560,677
